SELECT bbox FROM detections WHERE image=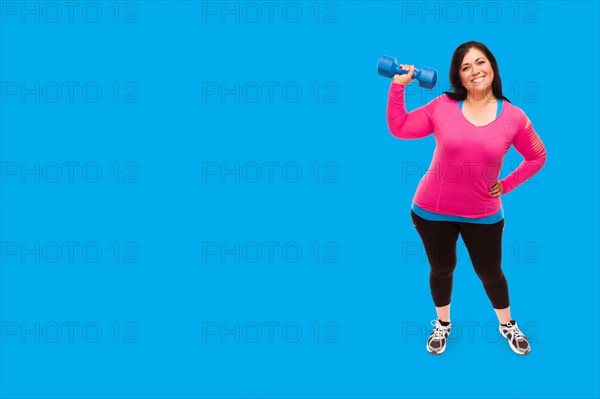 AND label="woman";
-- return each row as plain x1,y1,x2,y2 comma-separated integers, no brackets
387,41,547,356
